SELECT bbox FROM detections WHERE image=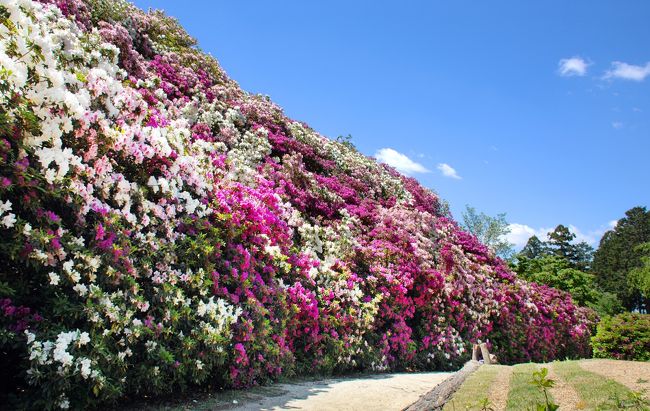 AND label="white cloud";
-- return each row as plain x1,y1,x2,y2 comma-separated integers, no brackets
567,224,601,246
375,148,429,175
505,224,554,249
505,223,614,249
612,121,624,129
437,163,461,179
604,61,650,81
558,57,589,77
